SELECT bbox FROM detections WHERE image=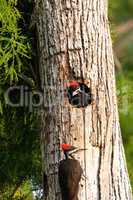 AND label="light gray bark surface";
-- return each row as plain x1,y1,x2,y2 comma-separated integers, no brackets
34,0,132,199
